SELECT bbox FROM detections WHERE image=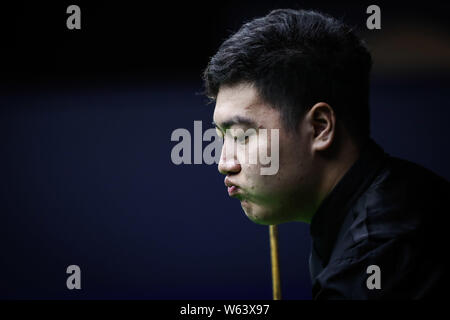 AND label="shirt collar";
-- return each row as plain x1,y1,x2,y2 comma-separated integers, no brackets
309,138,387,265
